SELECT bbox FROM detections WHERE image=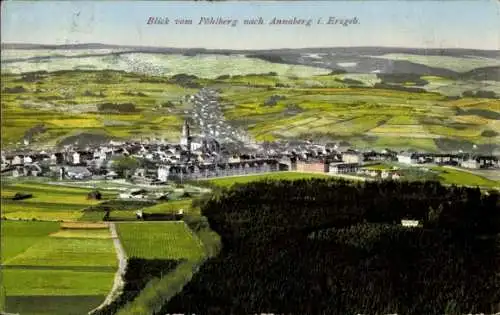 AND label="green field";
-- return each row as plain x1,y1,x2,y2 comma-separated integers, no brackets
432,166,500,189
1,220,116,315
117,221,204,260
205,171,331,187
1,181,117,221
